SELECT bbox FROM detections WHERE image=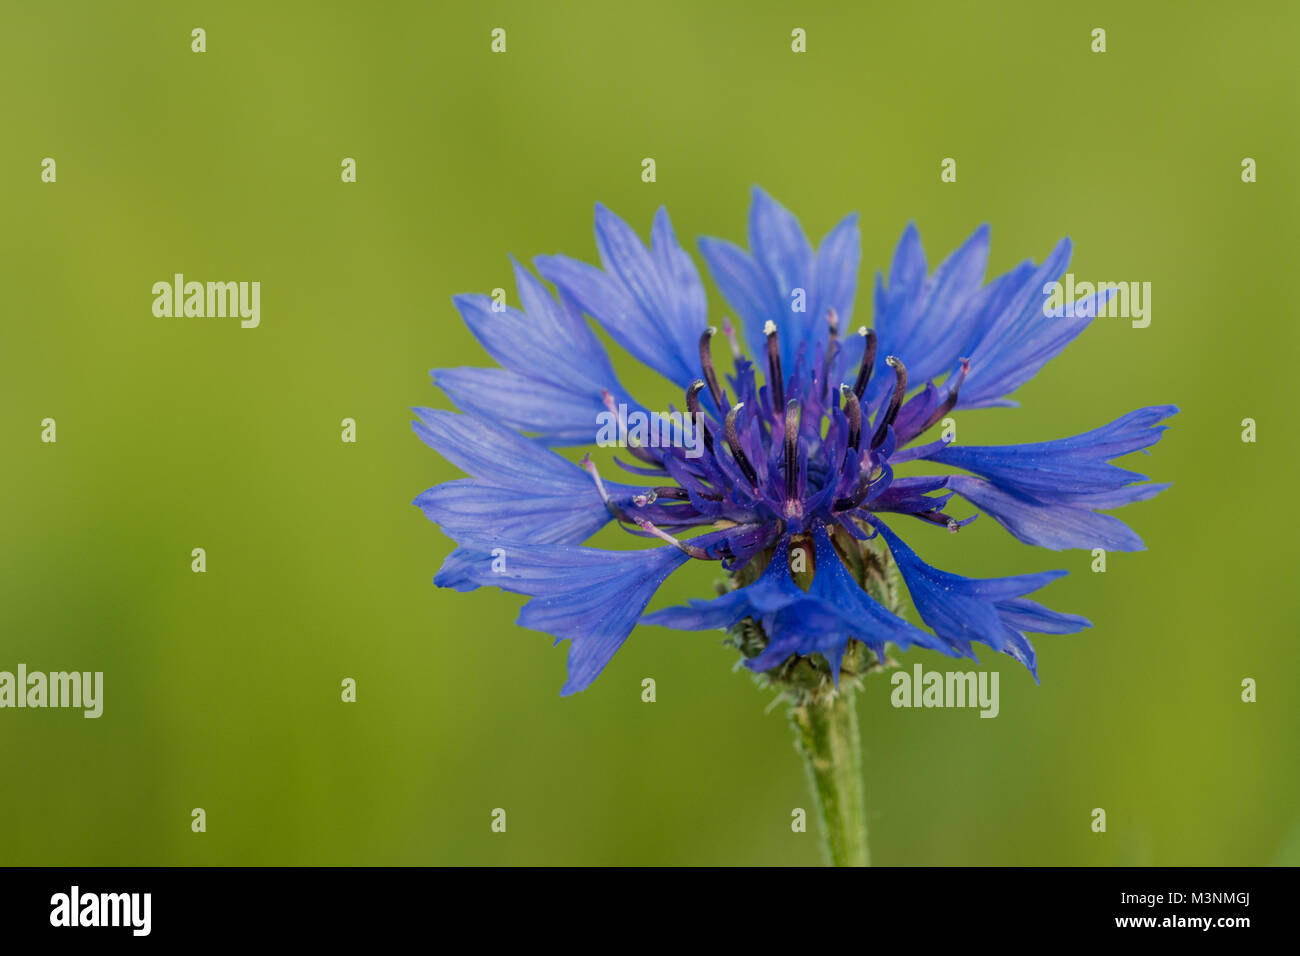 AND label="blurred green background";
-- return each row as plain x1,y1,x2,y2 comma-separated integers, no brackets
2,0,1297,866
